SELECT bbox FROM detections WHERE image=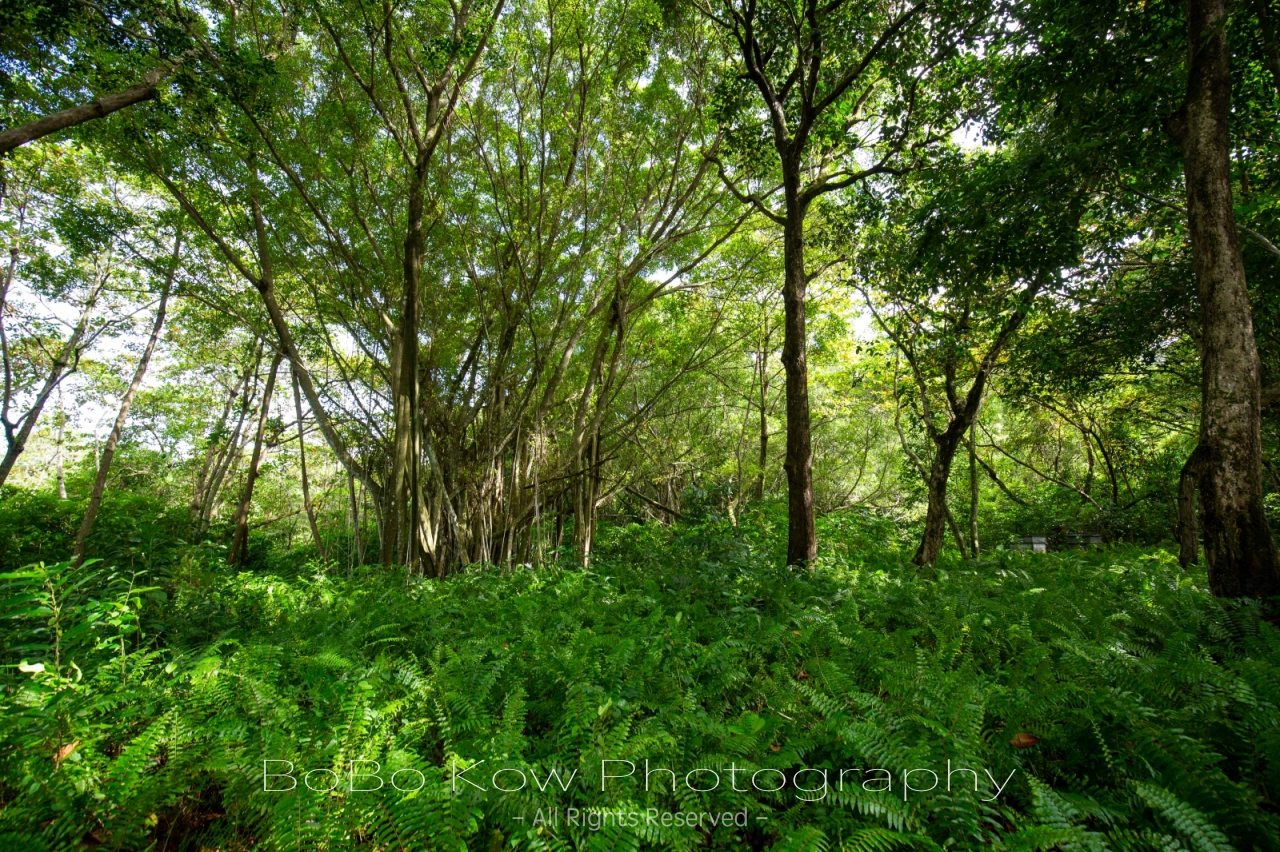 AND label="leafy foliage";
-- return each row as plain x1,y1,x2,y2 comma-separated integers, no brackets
2,518,1277,850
